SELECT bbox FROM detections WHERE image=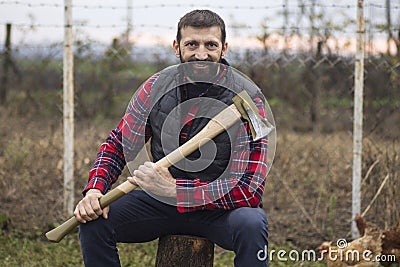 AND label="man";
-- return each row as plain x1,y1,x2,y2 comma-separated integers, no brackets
75,9,270,267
